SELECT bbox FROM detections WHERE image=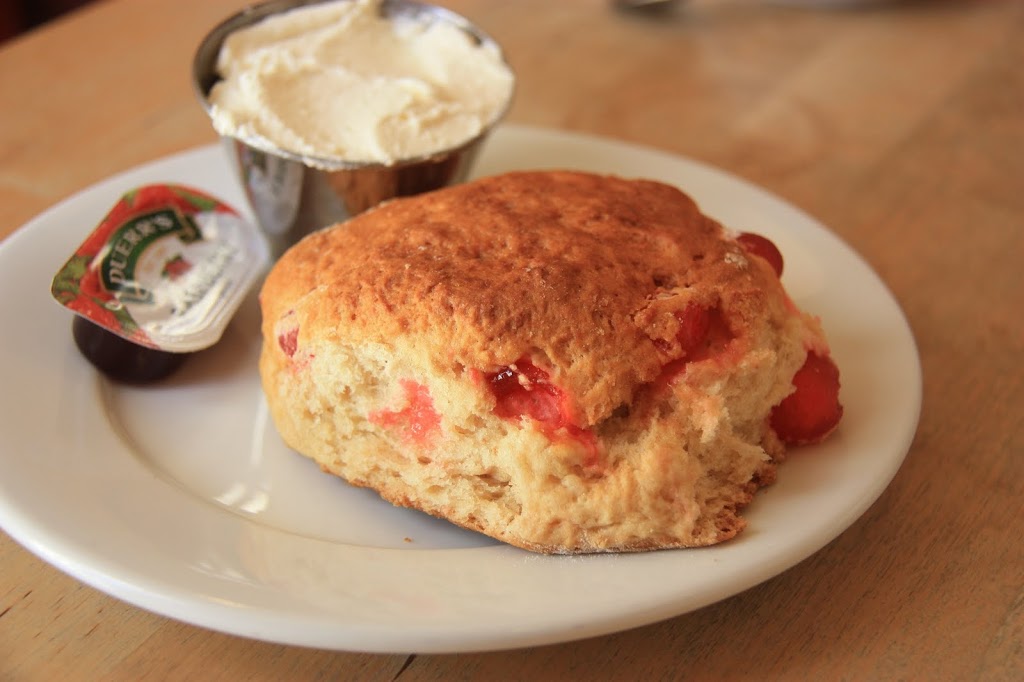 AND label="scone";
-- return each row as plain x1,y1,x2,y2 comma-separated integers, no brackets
258,170,842,553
